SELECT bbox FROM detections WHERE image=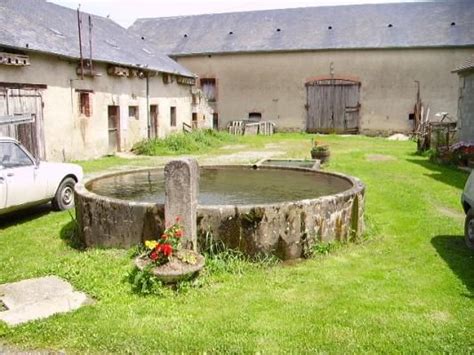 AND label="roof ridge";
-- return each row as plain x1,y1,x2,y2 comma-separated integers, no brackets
133,1,452,23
